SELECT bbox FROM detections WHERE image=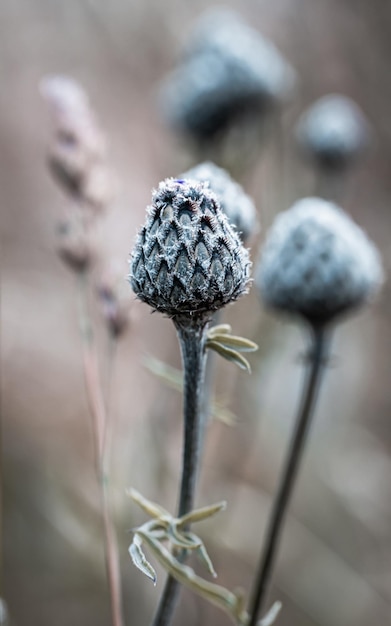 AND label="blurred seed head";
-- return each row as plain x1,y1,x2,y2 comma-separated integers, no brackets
181,161,258,243
56,216,93,273
256,197,383,326
160,8,296,144
41,75,114,210
129,178,251,320
295,94,371,172
97,262,134,337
